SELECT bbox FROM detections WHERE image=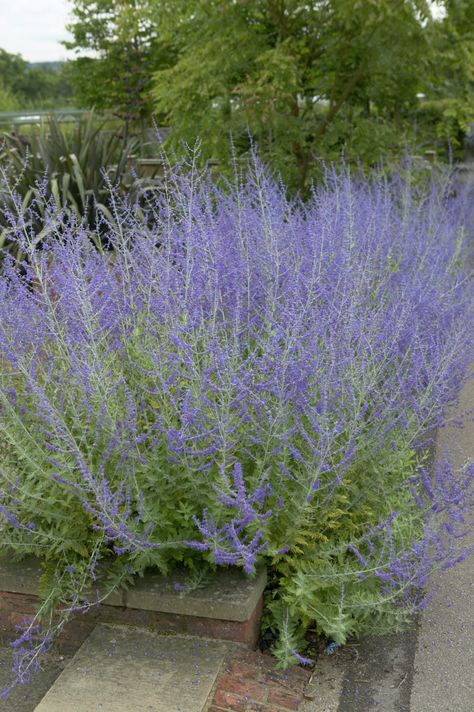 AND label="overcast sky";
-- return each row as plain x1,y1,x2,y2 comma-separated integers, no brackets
1,0,447,64
1,0,72,62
